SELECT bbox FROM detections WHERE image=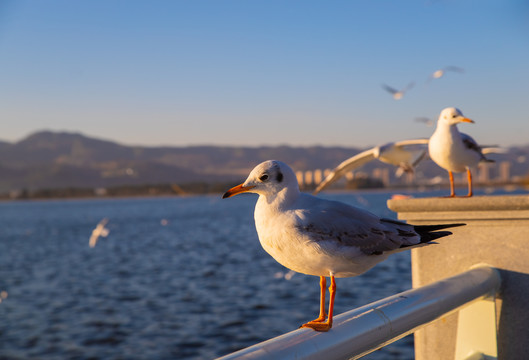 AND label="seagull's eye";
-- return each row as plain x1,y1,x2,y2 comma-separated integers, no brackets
452,114,457,118
259,174,269,182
